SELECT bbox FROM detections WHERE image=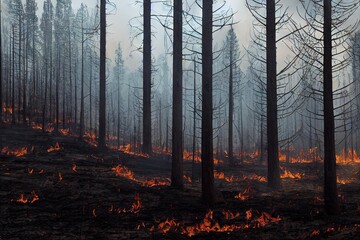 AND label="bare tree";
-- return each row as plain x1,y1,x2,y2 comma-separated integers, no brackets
202,0,214,206
171,0,184,189
142,0,152,154
98,0,106,149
